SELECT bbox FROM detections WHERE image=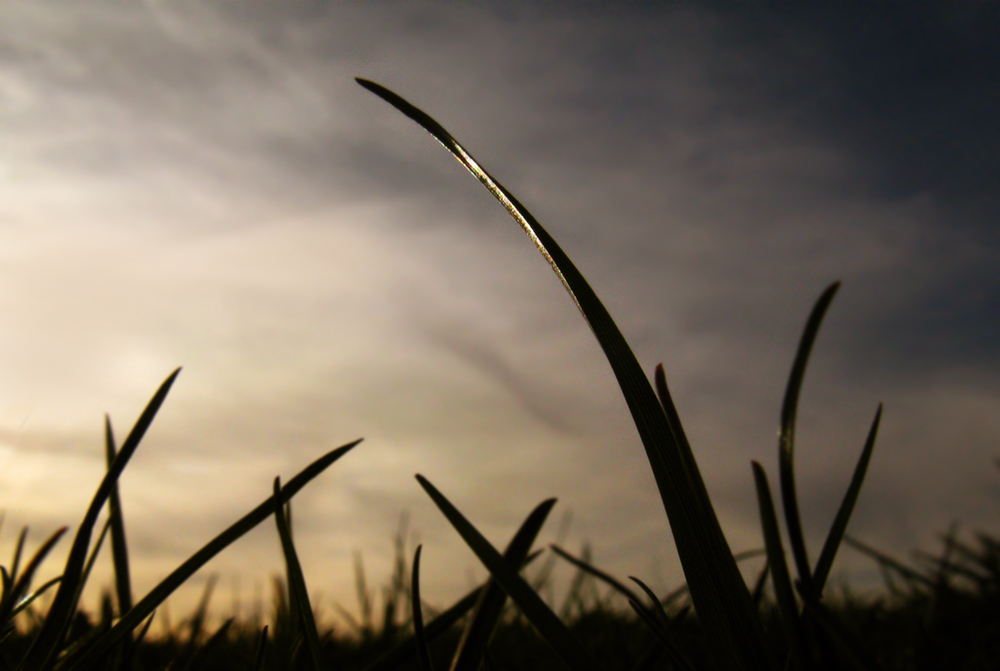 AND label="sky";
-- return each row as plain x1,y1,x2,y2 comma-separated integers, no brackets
0,3,998,629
